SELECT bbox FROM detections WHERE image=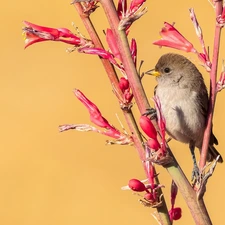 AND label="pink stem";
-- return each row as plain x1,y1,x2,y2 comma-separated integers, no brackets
199,1,223,170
